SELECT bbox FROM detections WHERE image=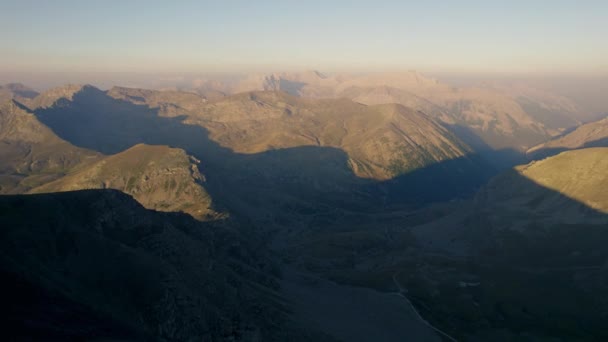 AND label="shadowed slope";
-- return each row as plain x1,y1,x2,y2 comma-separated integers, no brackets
492,148,608,214
0,190,331,341
287,148,608,340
